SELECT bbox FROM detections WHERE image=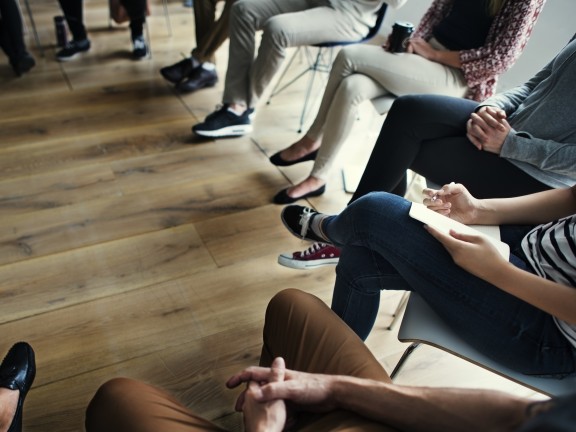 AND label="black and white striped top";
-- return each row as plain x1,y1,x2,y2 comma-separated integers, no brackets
522,215,576,348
